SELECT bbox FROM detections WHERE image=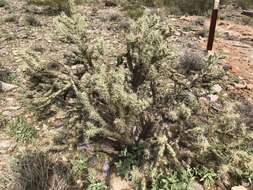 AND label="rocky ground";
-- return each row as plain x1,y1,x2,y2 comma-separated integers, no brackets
0,1,252,189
